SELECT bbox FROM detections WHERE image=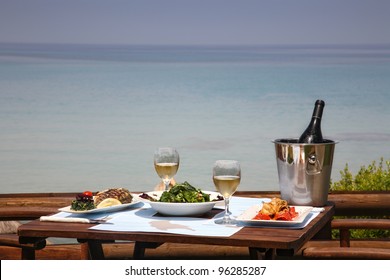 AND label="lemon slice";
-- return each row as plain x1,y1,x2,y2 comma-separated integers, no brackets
96,198,122,209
